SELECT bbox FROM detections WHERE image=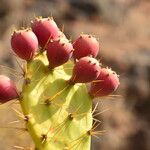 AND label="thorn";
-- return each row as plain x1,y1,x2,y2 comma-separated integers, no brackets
66,103,88,119
62,43,65,46
18,92,23,101
24,115,29,122
26,28,31,31
51,116,71,140
93,88,102,97
12,108,24,119
75,59,79,63
61,24,65,33
13,146,32,150
87,130,92,136
13,30,17,34
50,16,54,20
42,96,66,110
66,133,87,149
8,120,20,124
93,118,101,124
12,108,31,123
93,108,109,117
38,16,42,19
0,64,22,77
41,134,47,143
44,99,52,106
96,37,100,41
0,126,27,132
49,84,70,101
10,53,26,76
33,13,36,19
81,32,84,36
88,54,93,58
49,12,53,18
21,27,25,30
24,78,31,85
106,94,122,101
98,57,102,63
106,73,110,77
68,38,72,43
57,39,60,43
92,134,101,140
14,145,25,150
92,102,99,114
50,39,53,42
68,113,74,120
108,94,122,98
70,49,74,53
79,35,82,38
95,70,99,73
90,130,106,136
92,80,103,83
87,121,103,137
